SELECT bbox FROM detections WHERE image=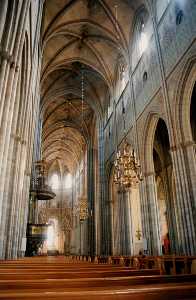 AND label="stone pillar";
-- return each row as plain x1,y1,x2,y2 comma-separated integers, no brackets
161,167,179,254
114,190,131,256
184,142,196,223
118,191,124,255
99,121,112,255
141,174,161,255
0,0,17,124
115,192,121,255
87,141,95,256
0,68,21,257
0,0,8,43
0,2,30,248
120,191,129,255
170,145,196,255
125,191,134,255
